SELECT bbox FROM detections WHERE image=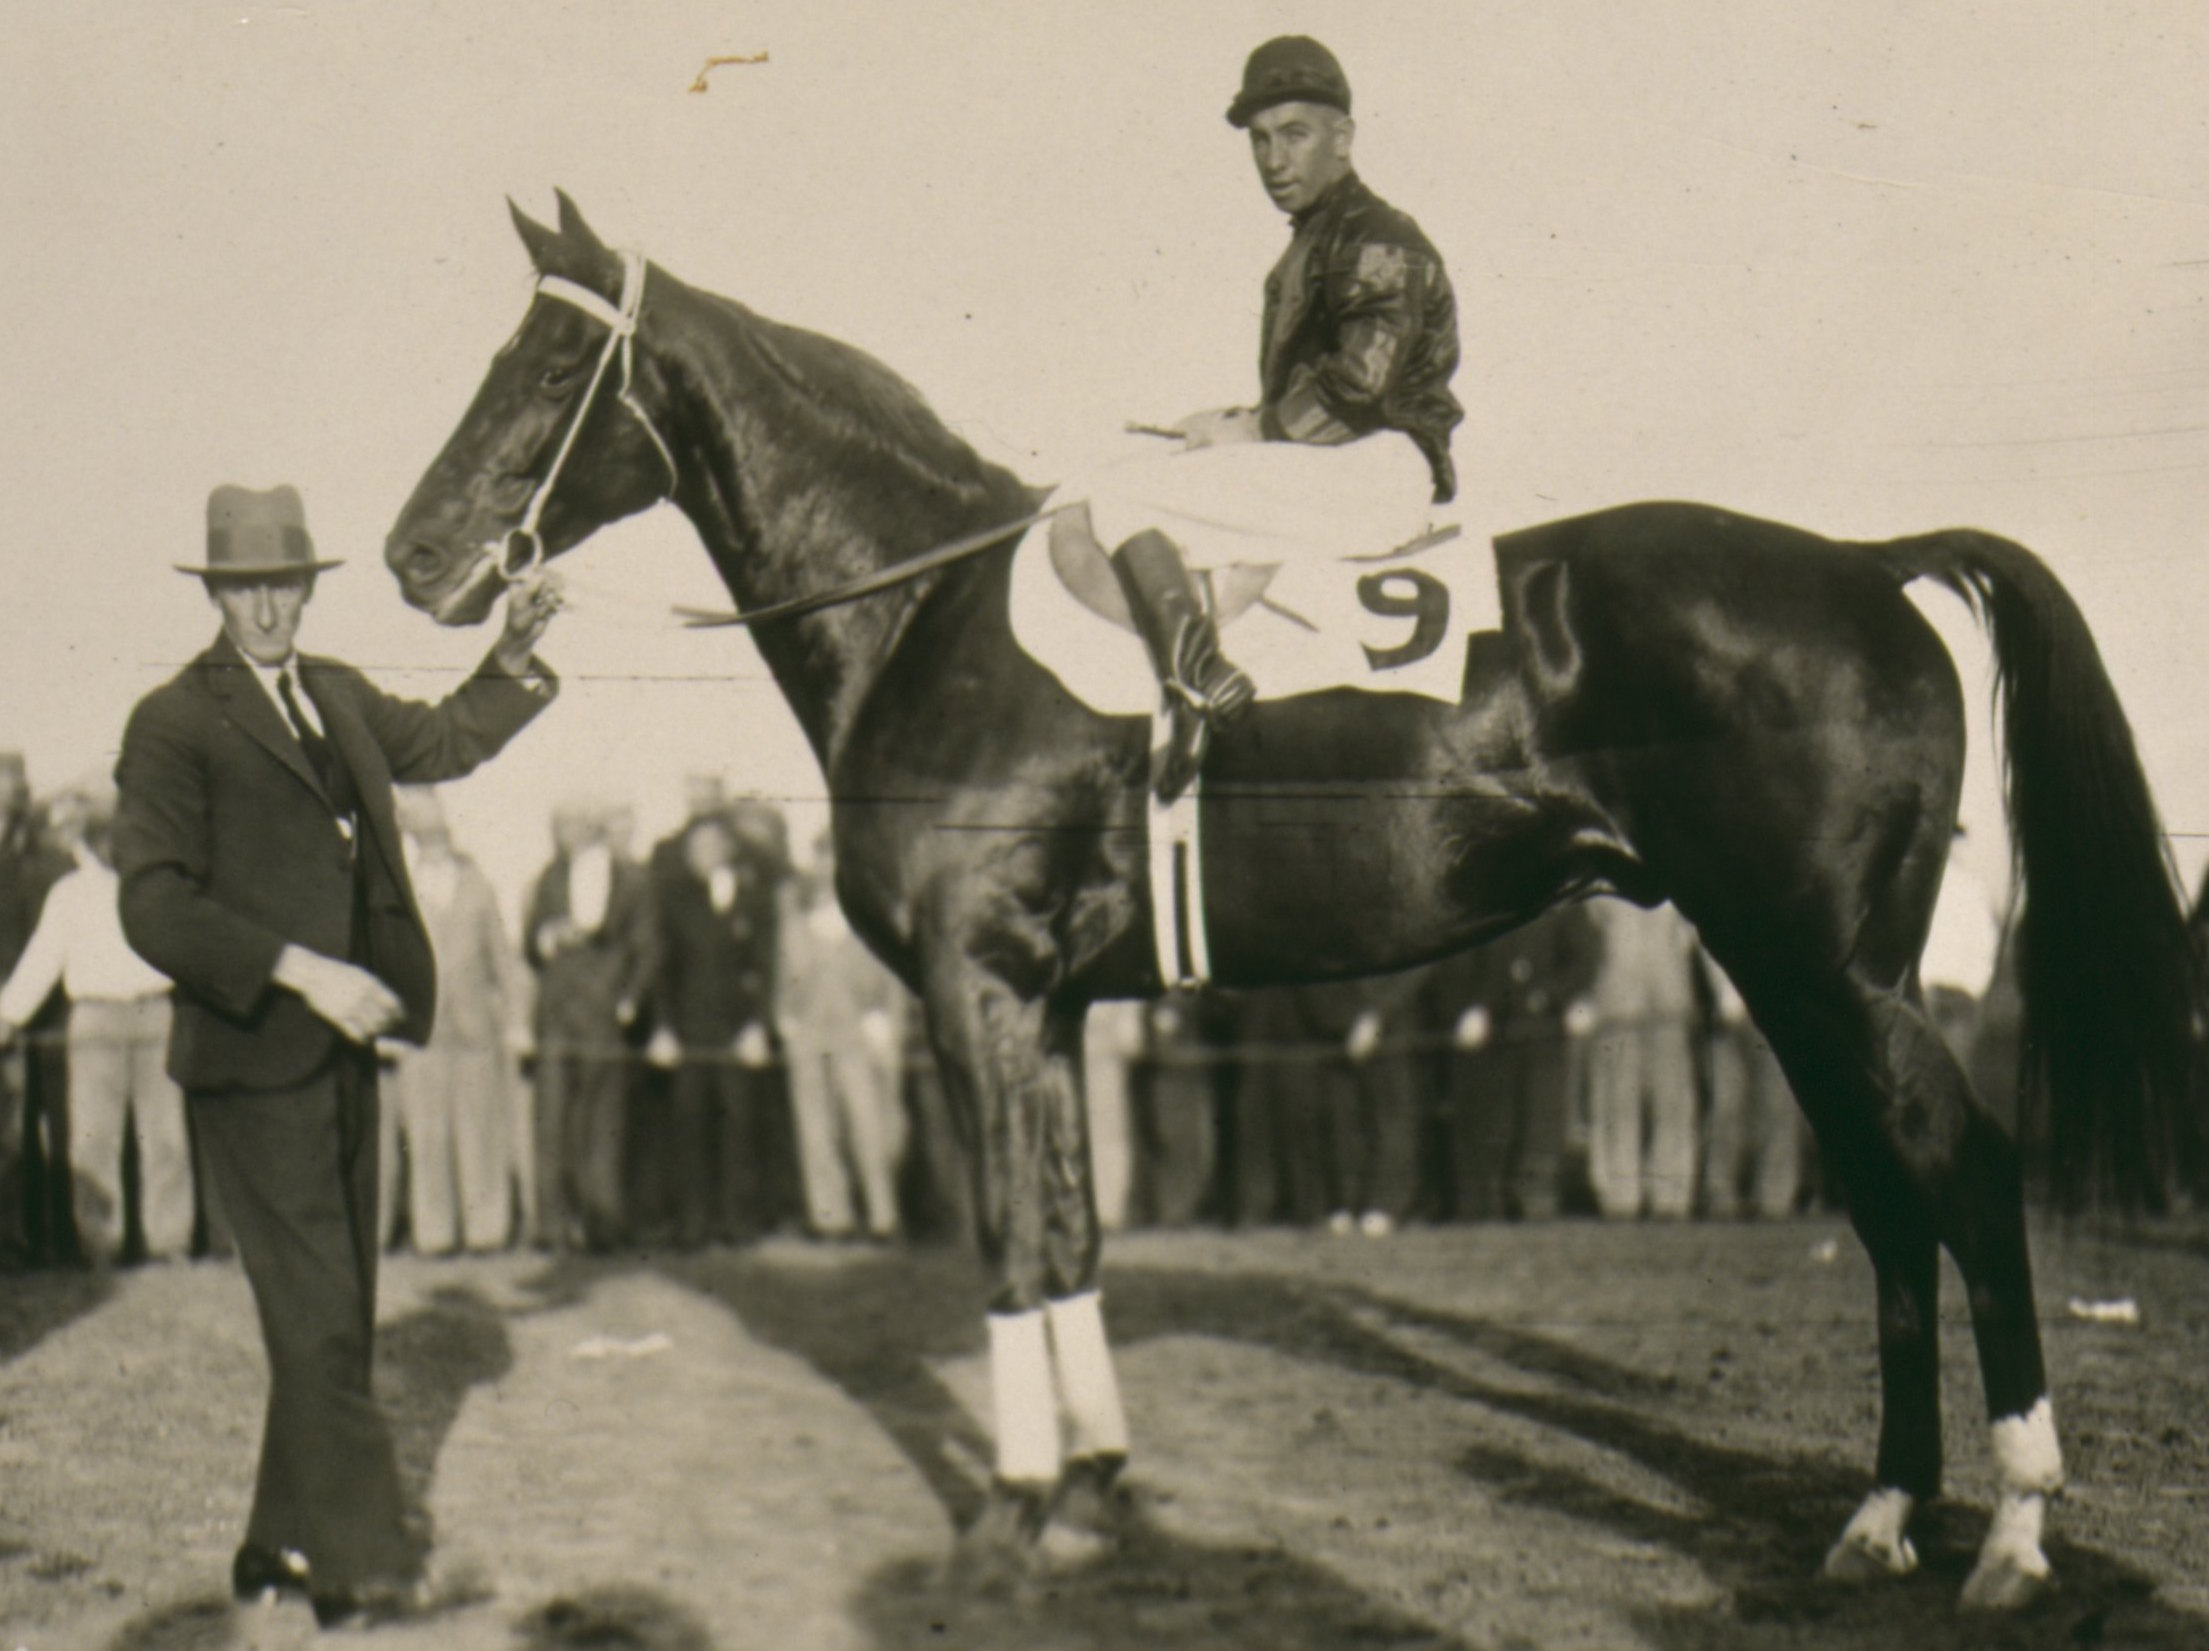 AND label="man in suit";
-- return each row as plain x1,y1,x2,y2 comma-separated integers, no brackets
523,800,655,1252
643,810,782,1245
113,483,559,1626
